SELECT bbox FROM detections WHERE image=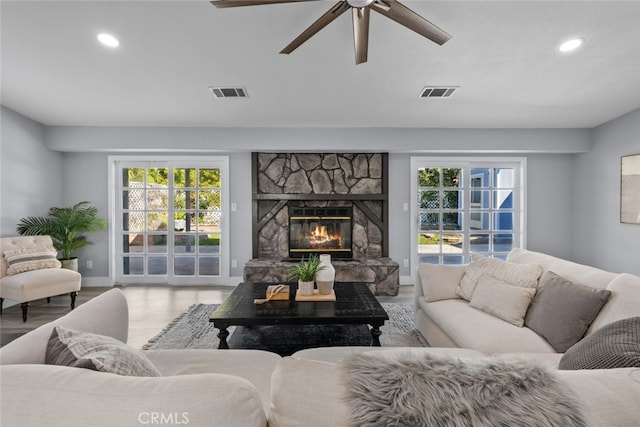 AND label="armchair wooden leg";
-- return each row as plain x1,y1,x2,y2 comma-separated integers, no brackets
0,297,3,315
70,291,78,310
21,302,29,322
47,297,51,303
